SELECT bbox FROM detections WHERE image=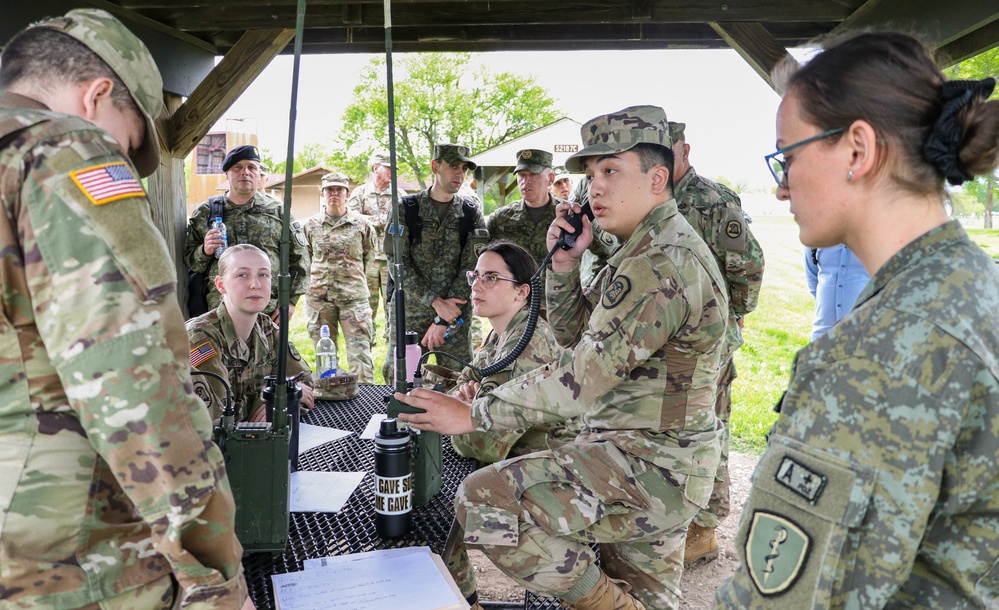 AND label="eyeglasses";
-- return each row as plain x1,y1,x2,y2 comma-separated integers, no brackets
466,270,520,288
764,128,845,188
